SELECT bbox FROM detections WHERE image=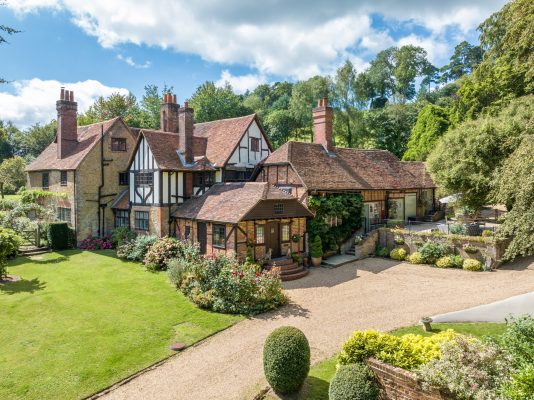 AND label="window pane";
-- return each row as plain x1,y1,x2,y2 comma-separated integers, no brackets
116,210,129,227
274,203,284,214
281,224,290,242
135,211,149,231
42,173,49,189
212,224,226,248
256,225,265,244
60,171,67,186
135,172,153,187
112,138,127,151
119,172,128,186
